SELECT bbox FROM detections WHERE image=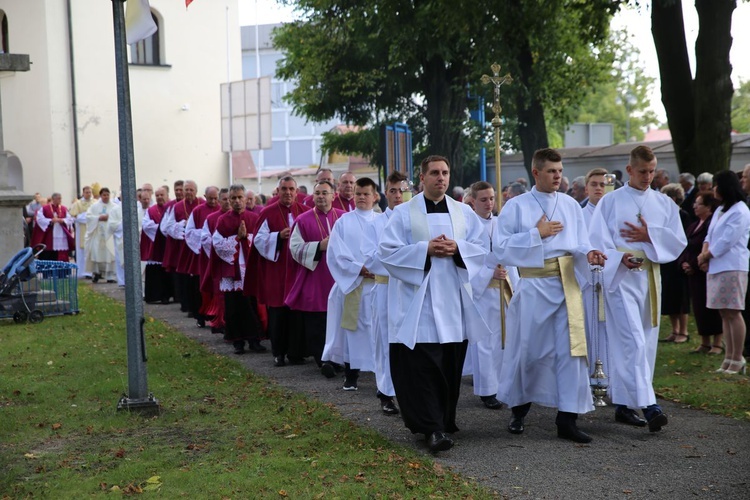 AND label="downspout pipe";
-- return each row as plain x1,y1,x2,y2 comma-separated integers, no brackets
66,0,81,197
